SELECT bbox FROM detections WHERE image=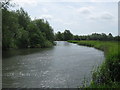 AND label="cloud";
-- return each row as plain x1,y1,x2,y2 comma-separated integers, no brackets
42,8,48,13
12,0,119,3
88,15,97,20
100,12,114,20
64,22,75,25
77,6,94,14
88,12,114,21
12,0,38,7
90,0,119,2
53,19,63,23
39,15,53,20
